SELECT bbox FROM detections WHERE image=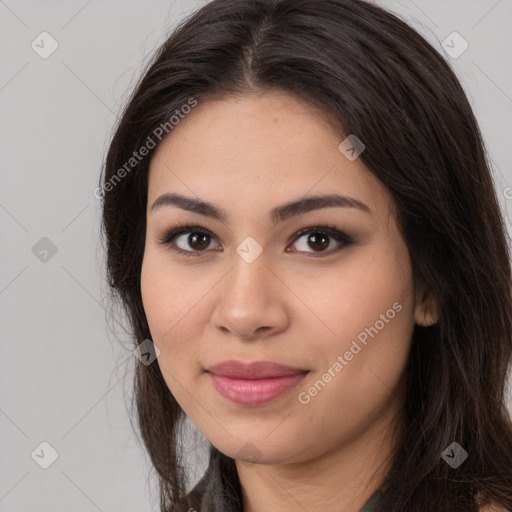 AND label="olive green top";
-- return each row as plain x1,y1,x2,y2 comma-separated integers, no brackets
175,448,382,511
